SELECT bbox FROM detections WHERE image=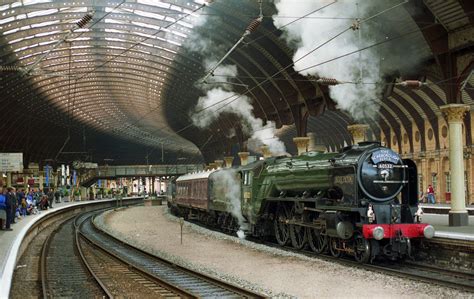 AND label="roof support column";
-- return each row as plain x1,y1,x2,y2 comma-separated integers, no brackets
347,124,369,145
307,132,326,152
440,104,470,226
291,103,309,137
293,137,310,156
